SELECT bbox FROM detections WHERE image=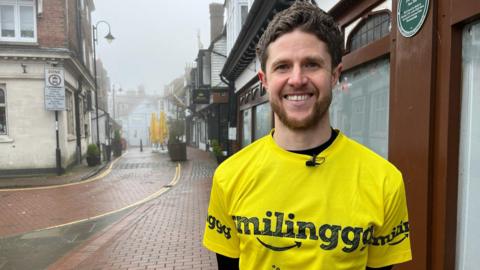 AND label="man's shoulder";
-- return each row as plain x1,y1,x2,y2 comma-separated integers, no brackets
214,135,270,179
338,133,400,175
